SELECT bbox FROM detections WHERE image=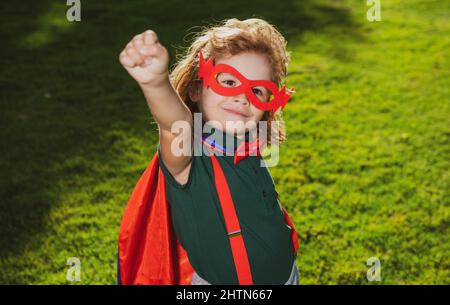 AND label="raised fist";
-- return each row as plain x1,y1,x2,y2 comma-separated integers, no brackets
119,30,170,86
